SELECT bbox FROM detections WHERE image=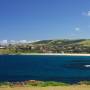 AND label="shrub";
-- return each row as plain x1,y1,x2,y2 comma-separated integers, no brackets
78,81,90,85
